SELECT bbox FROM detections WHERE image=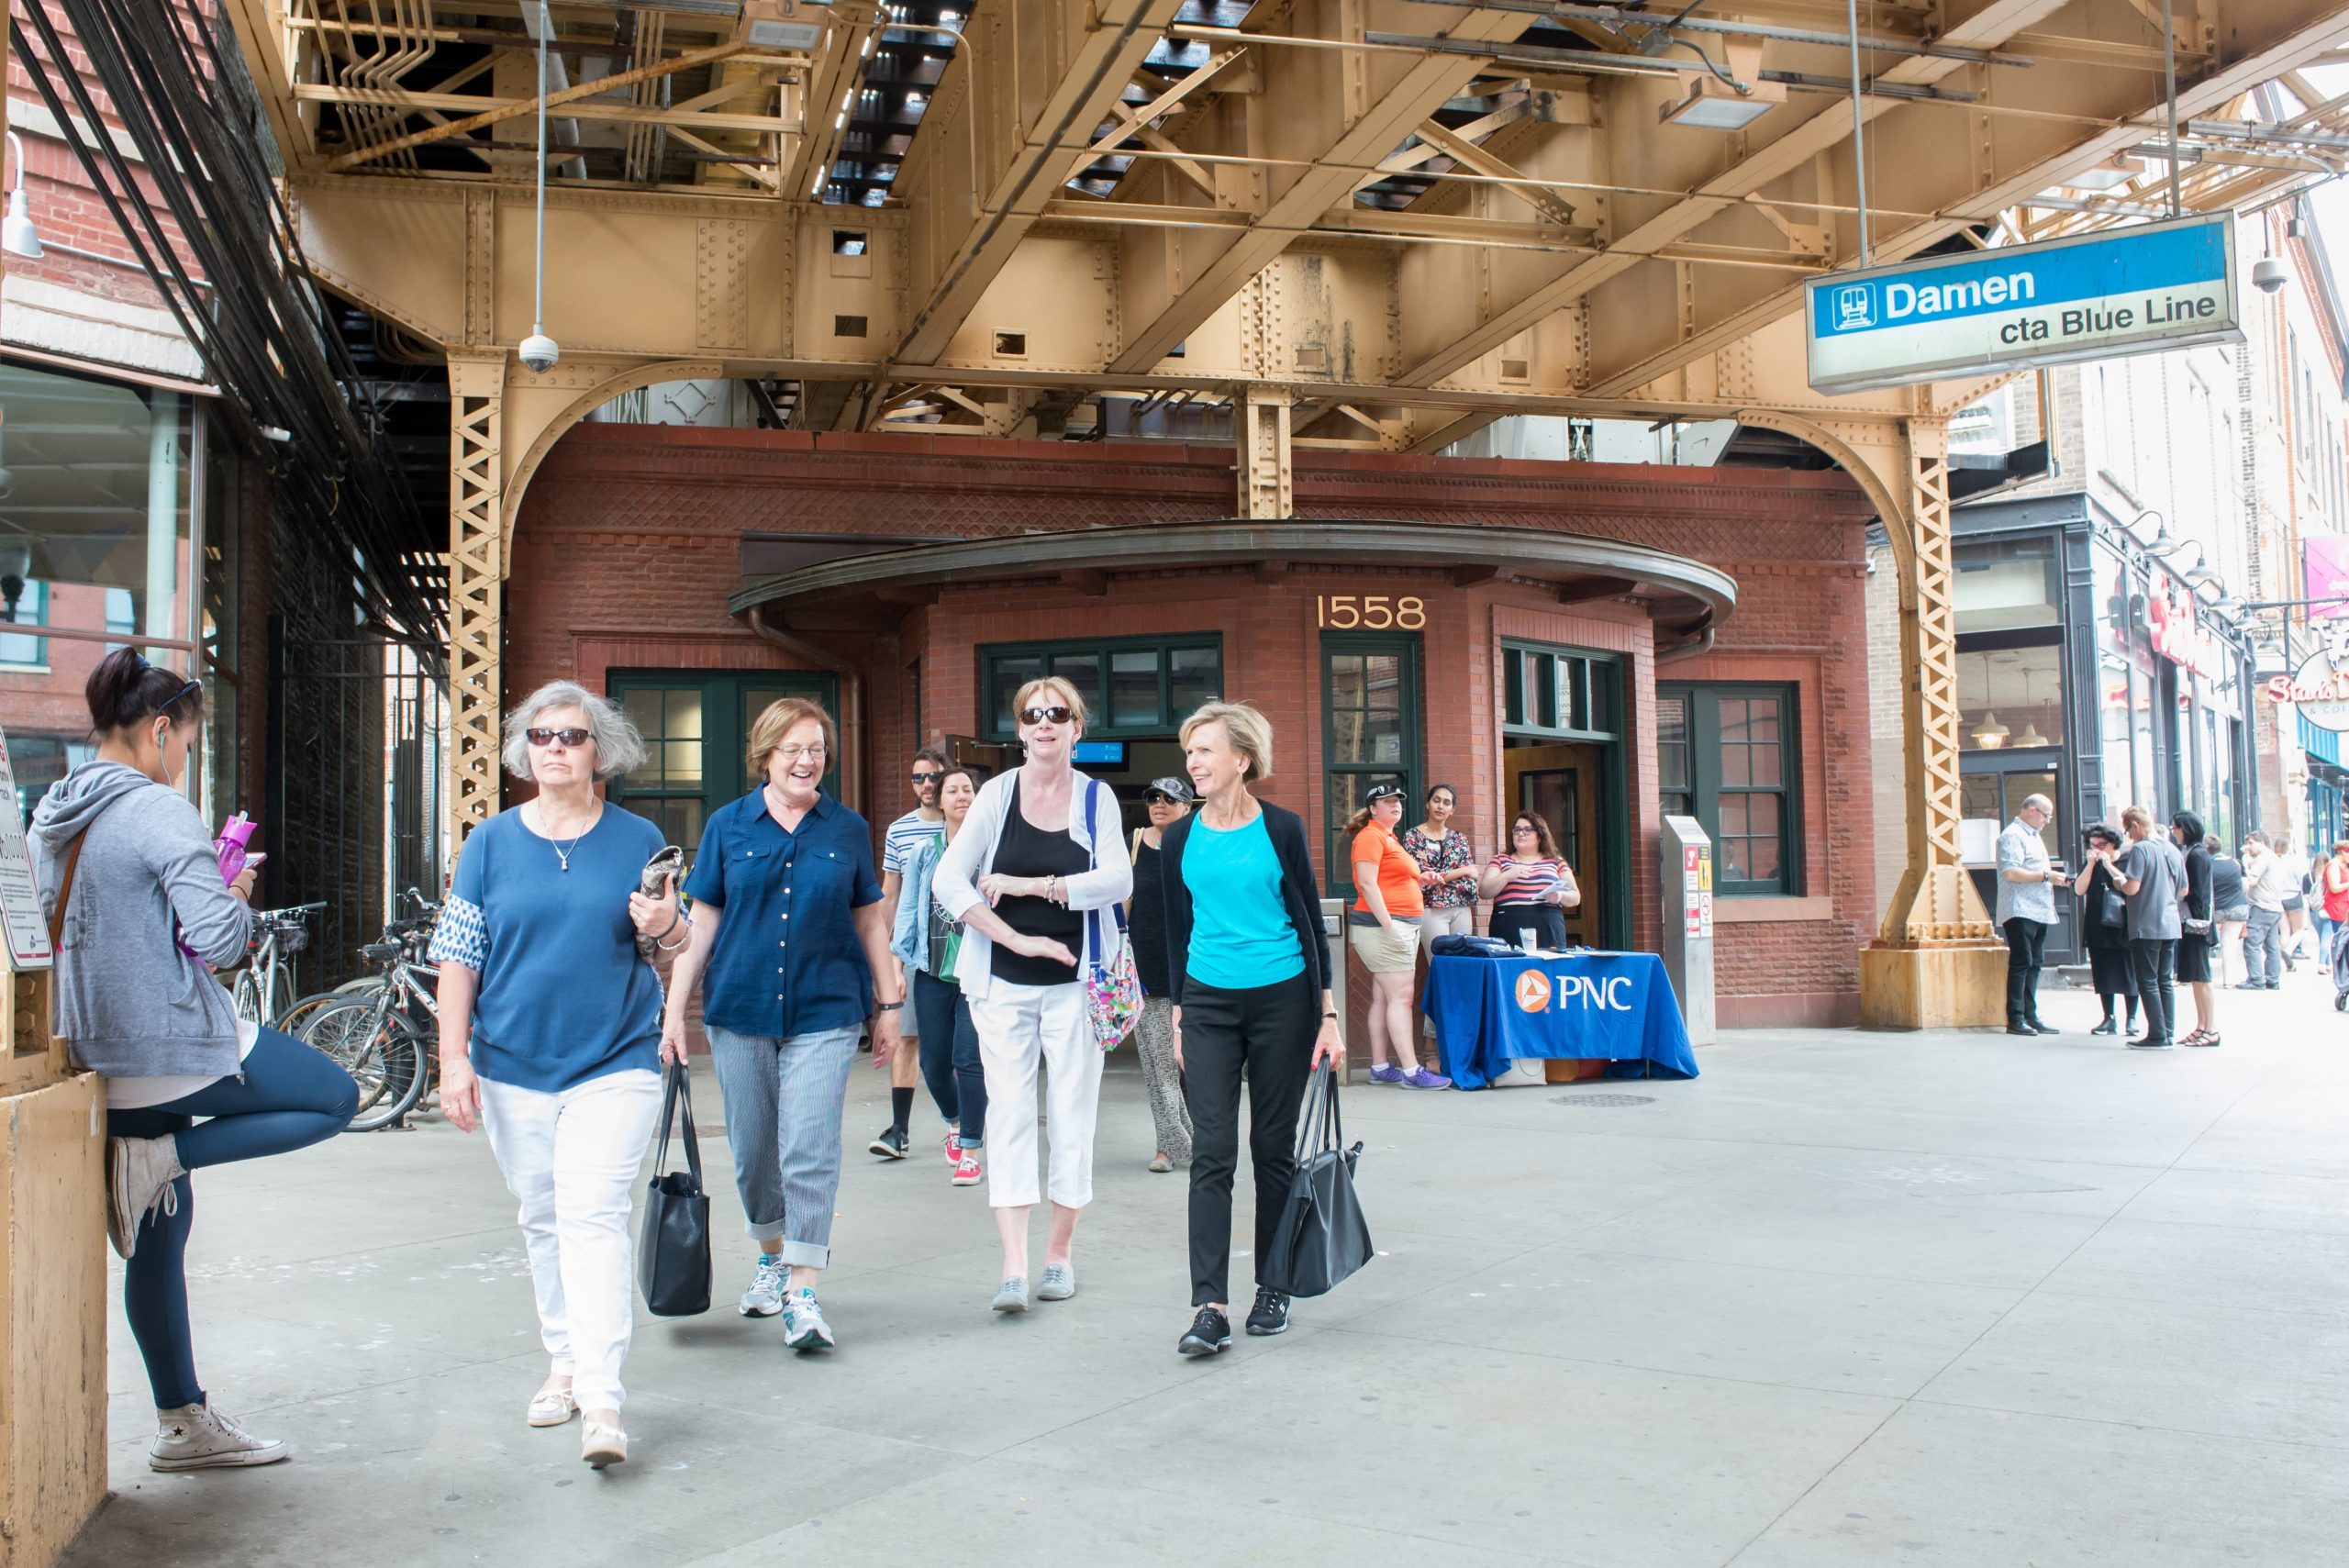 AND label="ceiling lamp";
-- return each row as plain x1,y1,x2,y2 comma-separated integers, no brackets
3,131,42,260
1661,39,1782,131
1972,712,2009,749
2060,155,2143,192
740,0,830,51
517,2,559,375
2014,721,2049,748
